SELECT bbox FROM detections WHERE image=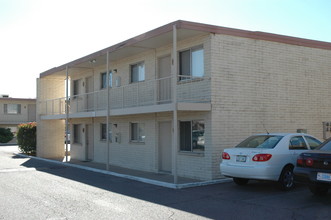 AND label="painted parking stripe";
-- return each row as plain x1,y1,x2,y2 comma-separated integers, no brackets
0,168,37,173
